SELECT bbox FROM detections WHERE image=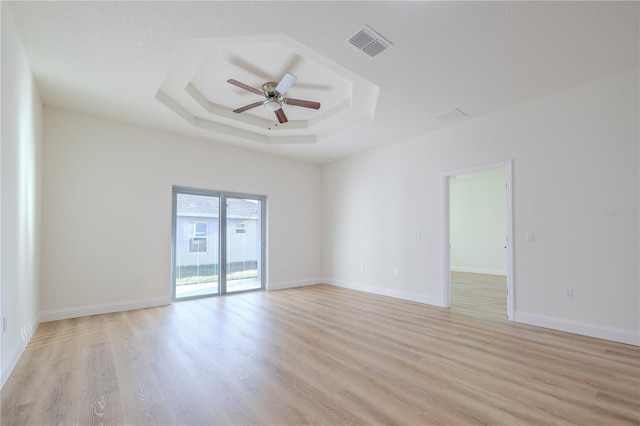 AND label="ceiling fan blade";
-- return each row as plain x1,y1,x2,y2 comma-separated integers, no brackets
274,108,288,123
280,54,305,76
227,79,263,96
284,98,321,109
233,101,263,113
275,72,297,95
228,57,272,81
